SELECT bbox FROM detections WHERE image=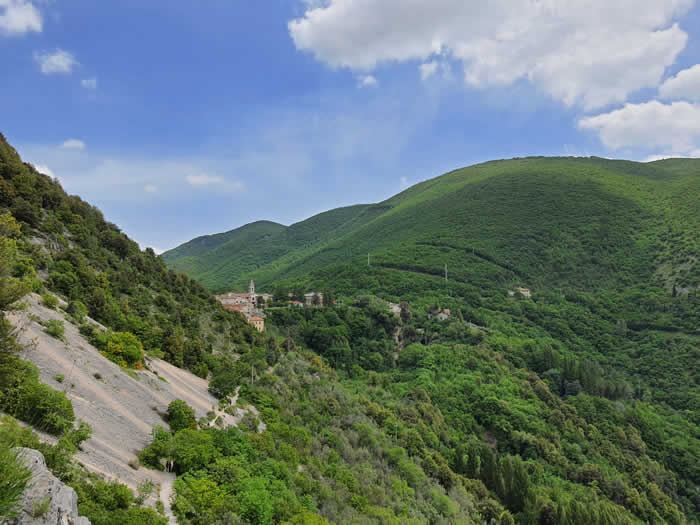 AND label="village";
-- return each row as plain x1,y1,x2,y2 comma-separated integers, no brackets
215,280,325,331
216,280,532,332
